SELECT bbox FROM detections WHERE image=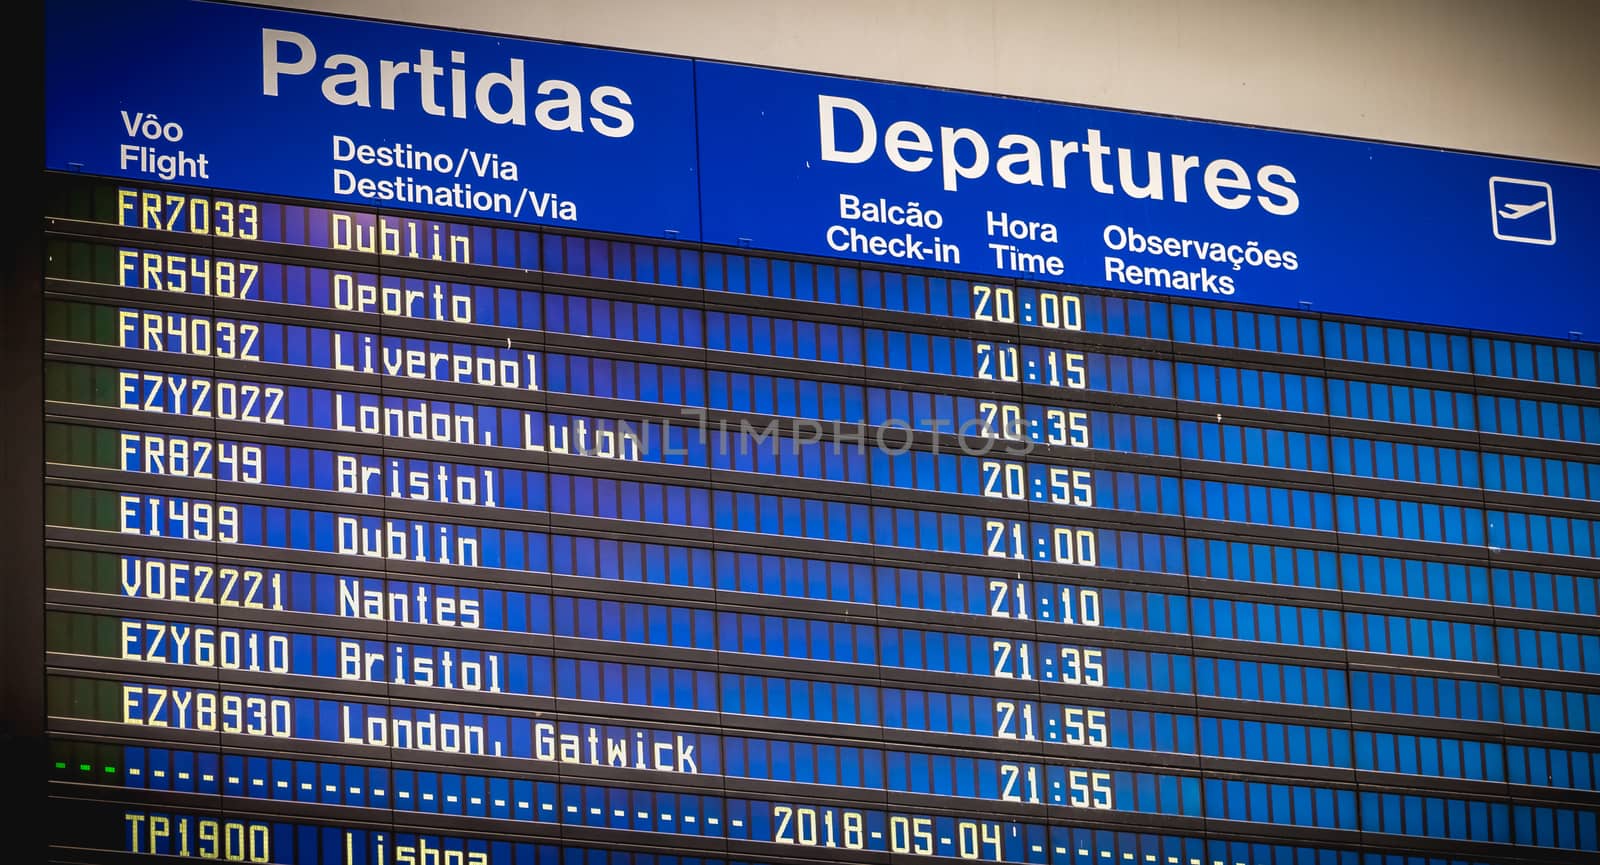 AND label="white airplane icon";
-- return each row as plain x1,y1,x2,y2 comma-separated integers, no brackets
1497,200,1548,220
